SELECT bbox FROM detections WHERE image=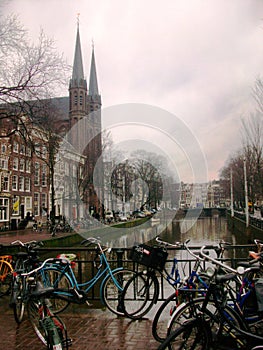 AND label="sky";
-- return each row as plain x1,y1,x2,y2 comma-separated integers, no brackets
1,0,263,182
